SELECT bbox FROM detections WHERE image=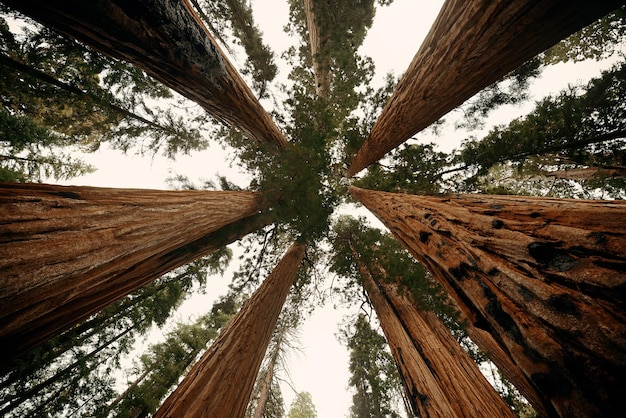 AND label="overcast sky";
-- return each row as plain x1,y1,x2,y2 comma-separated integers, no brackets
54,1,625,416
